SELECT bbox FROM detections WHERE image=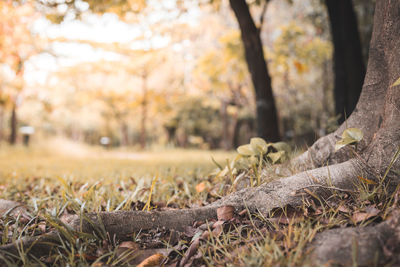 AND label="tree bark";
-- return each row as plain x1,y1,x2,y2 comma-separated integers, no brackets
309,211,400,266
229,0,280,142
292,0,388,170
326,0,366,124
